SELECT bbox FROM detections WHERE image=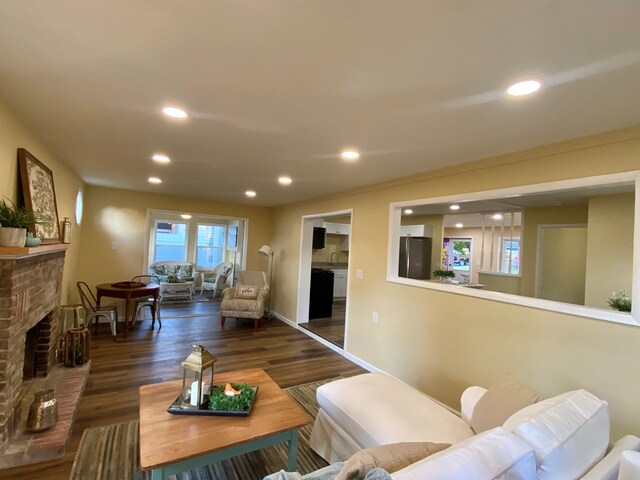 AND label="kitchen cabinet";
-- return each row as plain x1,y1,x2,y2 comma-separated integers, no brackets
341,235,350,251
400,224,433,237
332,269,348,297
324,222,350,235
